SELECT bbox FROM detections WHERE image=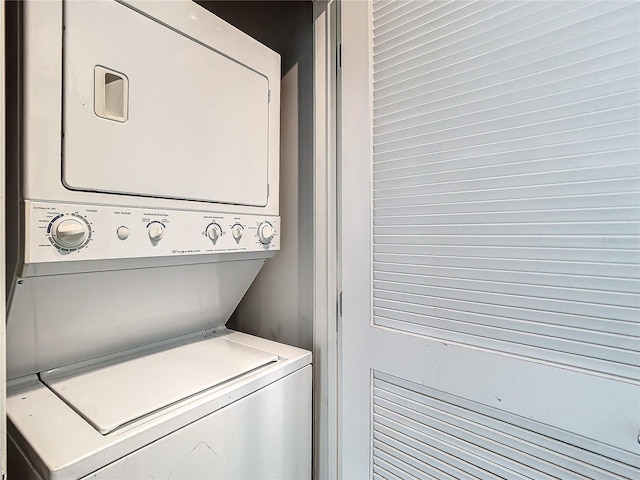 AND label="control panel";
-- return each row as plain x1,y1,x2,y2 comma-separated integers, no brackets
26,201,280,264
